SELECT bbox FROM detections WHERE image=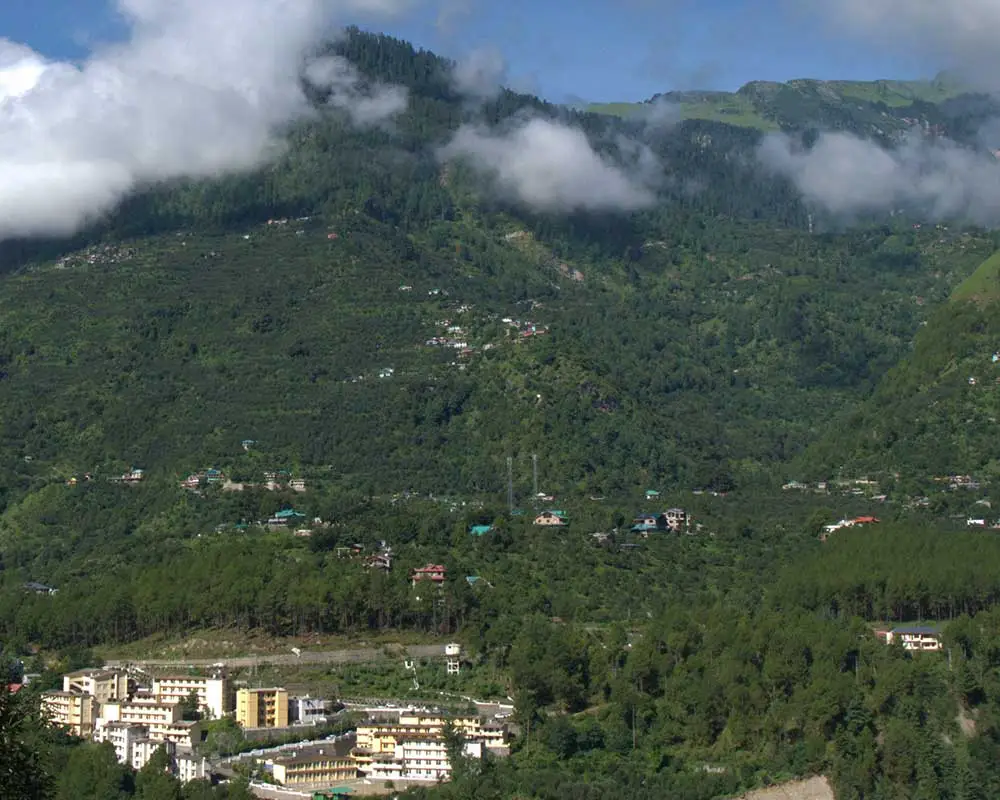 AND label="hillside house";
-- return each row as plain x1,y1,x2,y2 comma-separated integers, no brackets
366,549,393,571
631,515,661,534
24,581,57,595
663,508,688,532
534,511,567,527
469,524,493,536
644,490,661,501
268,509,306,527
885,626,943,652
411,564,446,586
122,468,145,484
